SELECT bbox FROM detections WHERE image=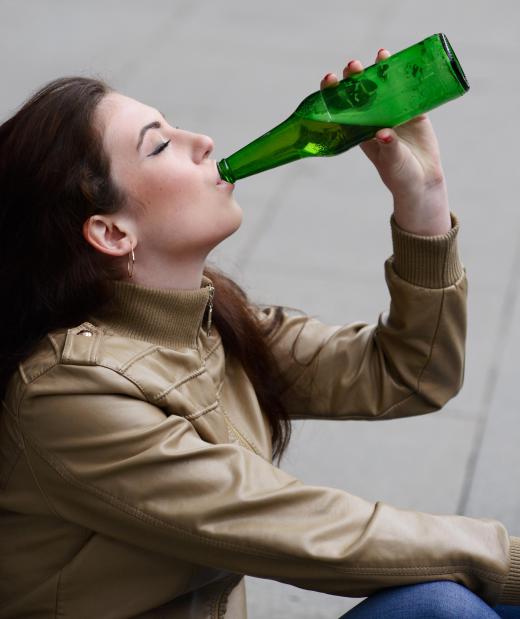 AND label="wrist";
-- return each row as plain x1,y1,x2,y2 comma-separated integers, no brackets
392,179,450,236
